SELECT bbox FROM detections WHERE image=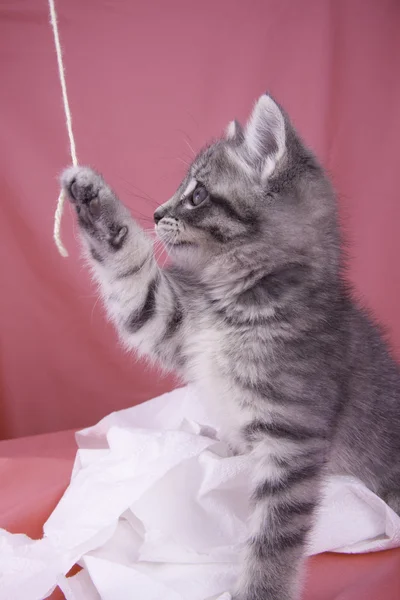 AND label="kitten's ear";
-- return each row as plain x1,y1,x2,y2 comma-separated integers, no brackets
244,94,286,179
225,119,244,143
